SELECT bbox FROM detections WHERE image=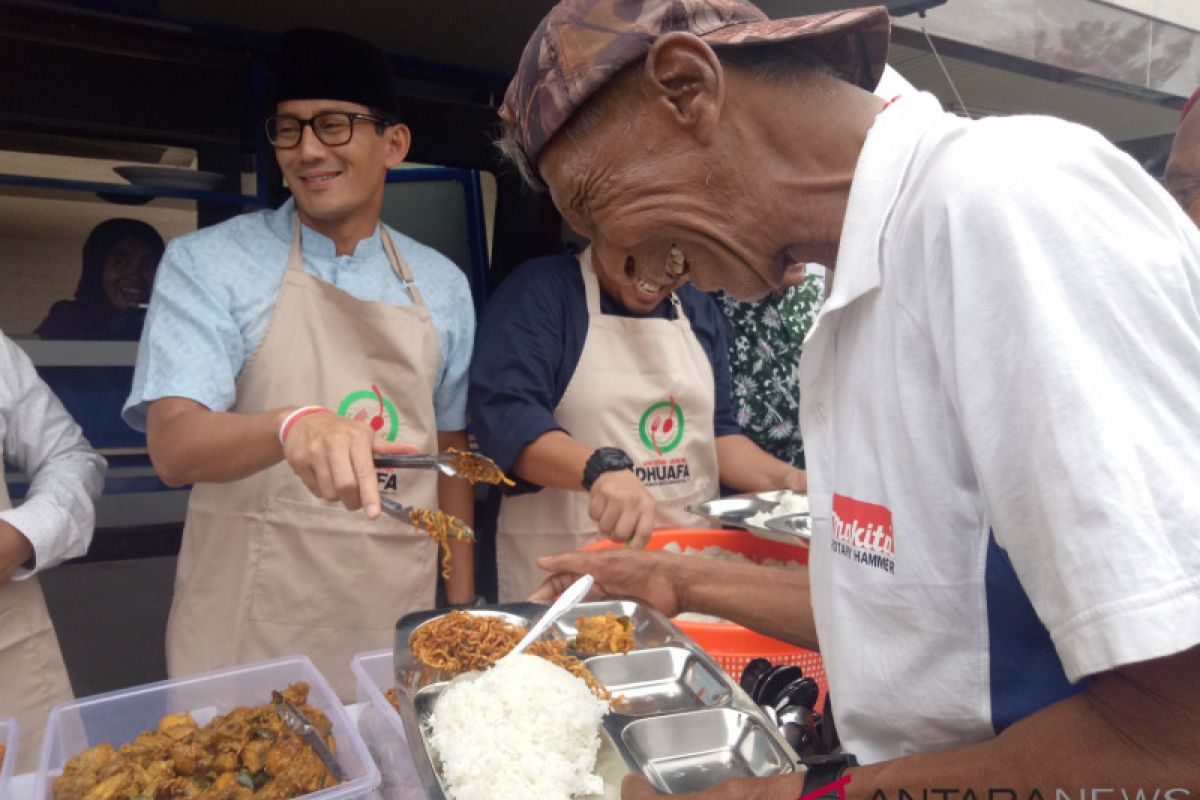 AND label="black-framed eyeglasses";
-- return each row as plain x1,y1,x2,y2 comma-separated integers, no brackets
264,112,390,149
